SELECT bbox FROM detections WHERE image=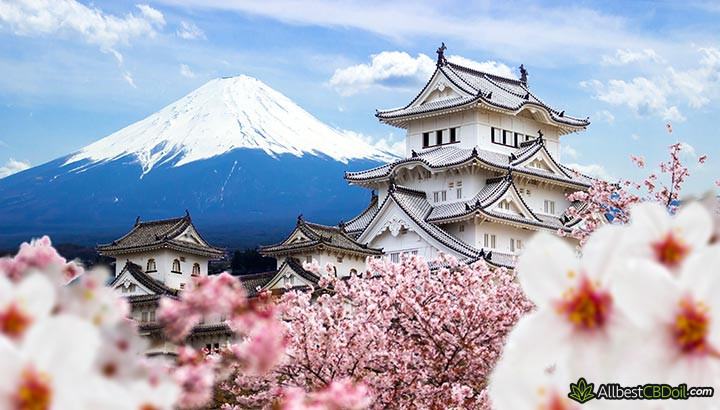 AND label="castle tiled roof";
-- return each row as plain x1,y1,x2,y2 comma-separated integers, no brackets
345,141,594,188
259,219,383,257
421,174,574,232
376,60,589,129
386,185,483,259
98,212,225,258
239,271,277,297
110,261,179,297
343,194,379,236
